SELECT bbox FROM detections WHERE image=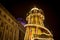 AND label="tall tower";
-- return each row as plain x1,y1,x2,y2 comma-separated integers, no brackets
24,7,54,40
